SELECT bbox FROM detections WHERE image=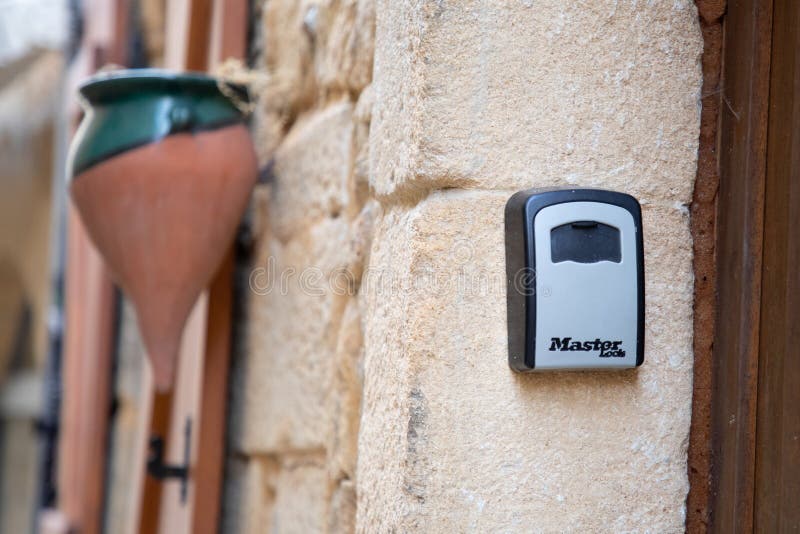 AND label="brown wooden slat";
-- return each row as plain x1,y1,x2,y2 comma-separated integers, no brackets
192,3,249,528
109,0,133,65
122,368,154,534
138,391,174,534
710,0,773,531
157,298,208,533
59,208,116,534
753,0,800,529
57,1,134,529
192,251,234,534
207,0,248,69
185,0,213,71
